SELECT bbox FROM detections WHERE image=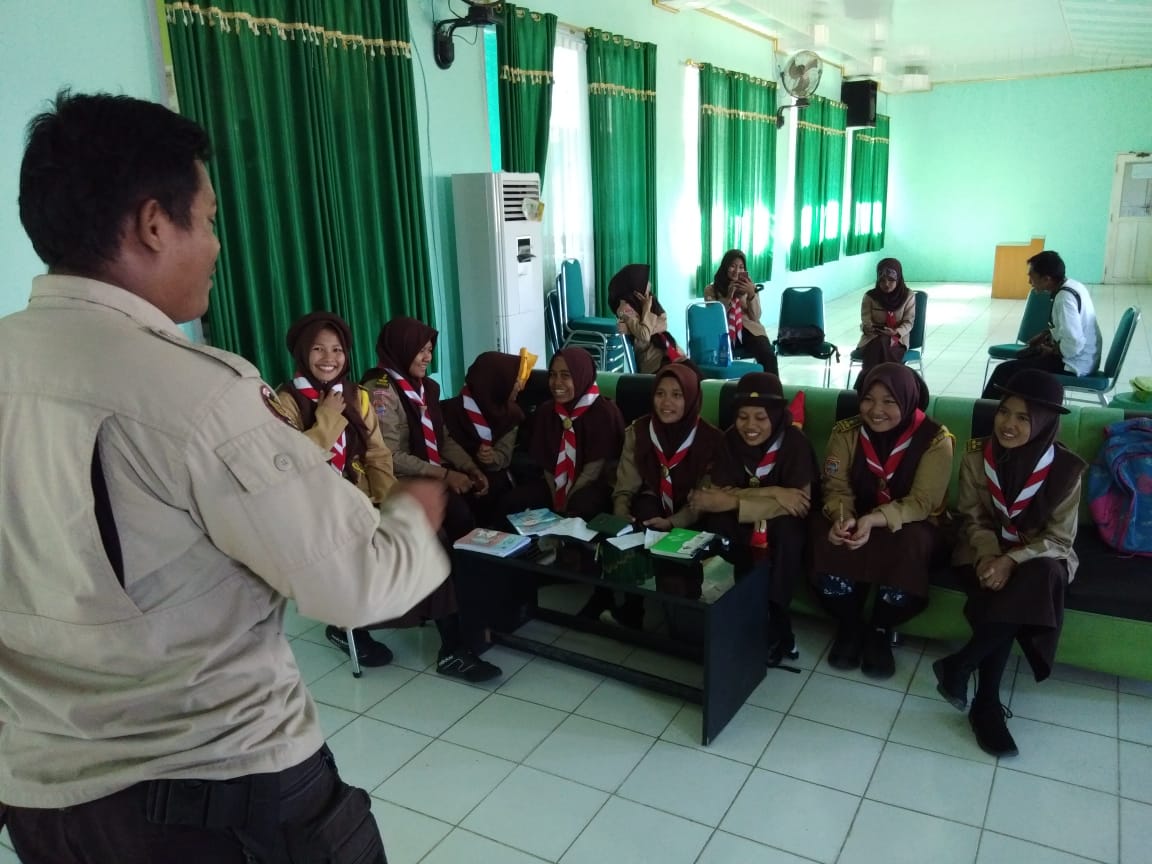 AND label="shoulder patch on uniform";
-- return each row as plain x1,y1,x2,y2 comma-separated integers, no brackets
373,375,390,389
261,385,299,429
823,455,842,476
967,435,990,452
833,416,863,432
933,426,955,446
149,327,257,377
